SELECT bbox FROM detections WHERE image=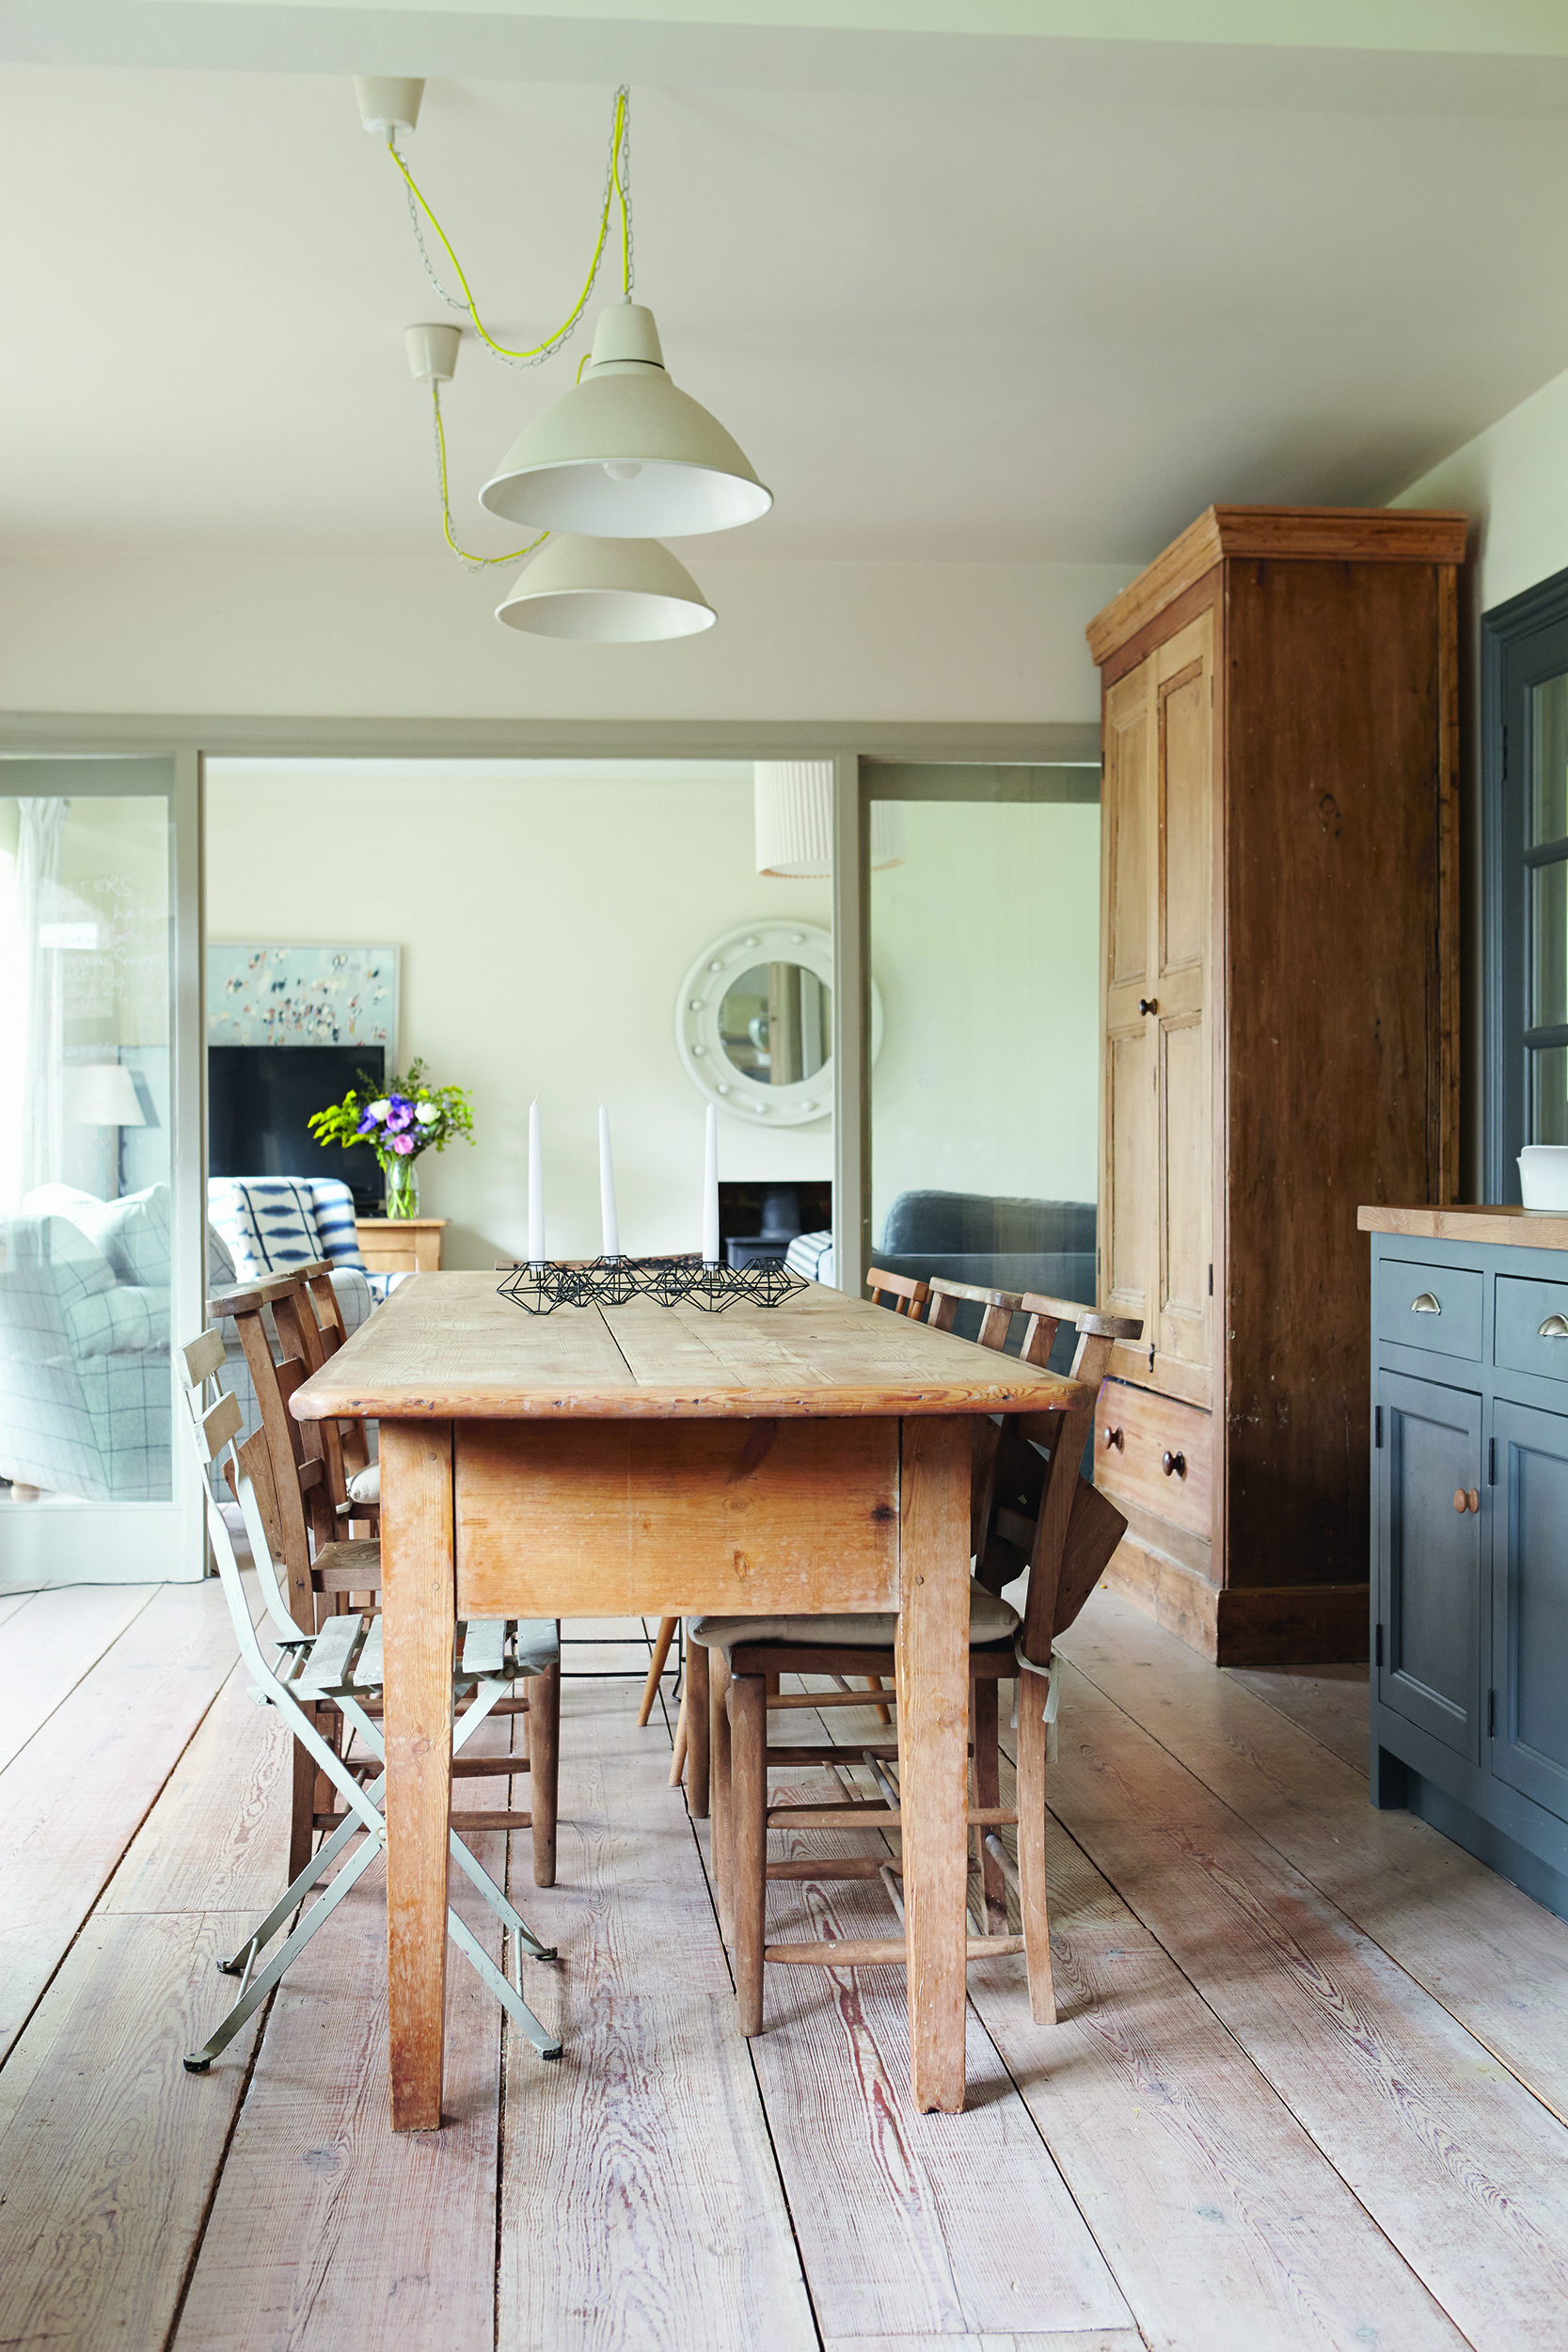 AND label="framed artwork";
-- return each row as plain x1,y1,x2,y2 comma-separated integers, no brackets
207,943,399,1049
